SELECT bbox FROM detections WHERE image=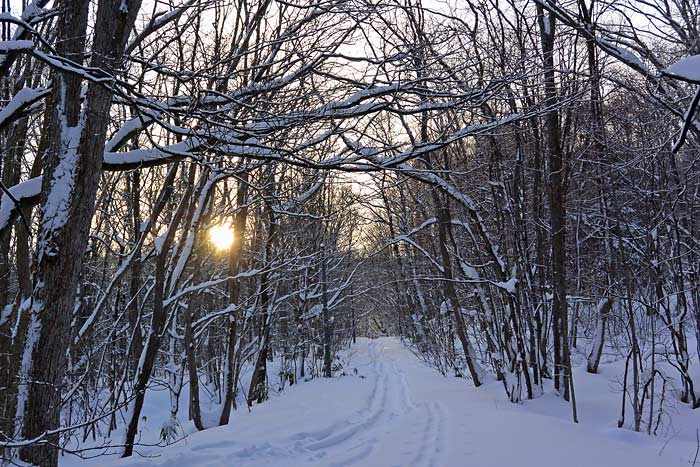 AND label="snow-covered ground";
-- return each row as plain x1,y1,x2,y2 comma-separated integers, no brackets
62,338,698,467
